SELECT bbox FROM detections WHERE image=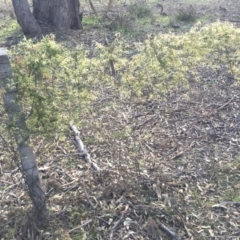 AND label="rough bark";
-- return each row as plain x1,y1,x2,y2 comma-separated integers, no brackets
12,0,82,37
33,0,82,30
12,0,42,36
0,48,48,226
